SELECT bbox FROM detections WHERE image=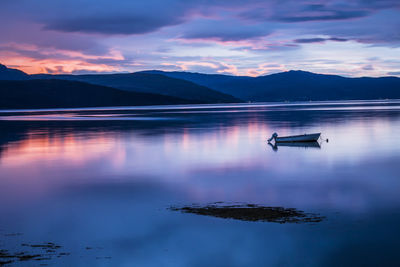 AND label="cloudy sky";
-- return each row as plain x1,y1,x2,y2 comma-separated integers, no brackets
1,0,399,76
